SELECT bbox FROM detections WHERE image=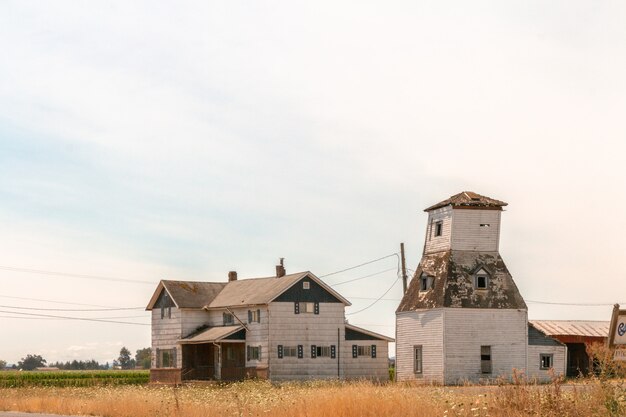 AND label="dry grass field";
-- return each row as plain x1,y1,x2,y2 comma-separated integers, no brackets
0,377,624,417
